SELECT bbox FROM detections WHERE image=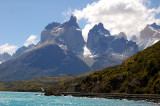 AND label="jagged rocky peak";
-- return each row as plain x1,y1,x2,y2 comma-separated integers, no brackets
40,15,85,54
61,15,80,29
45,22,61,30
89,22,110,36
41,22,62,43
117,32,127,40
140,22,160,39
150,22,160,29
87,22,138,56
87,23,112,54
131,35,137,41
55,15,85,54
108,37,138,55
